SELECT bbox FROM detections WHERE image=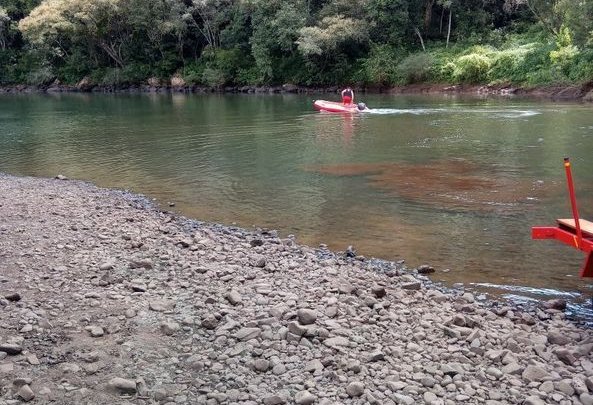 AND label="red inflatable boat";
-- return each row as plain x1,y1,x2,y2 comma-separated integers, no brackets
313,100,369,113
